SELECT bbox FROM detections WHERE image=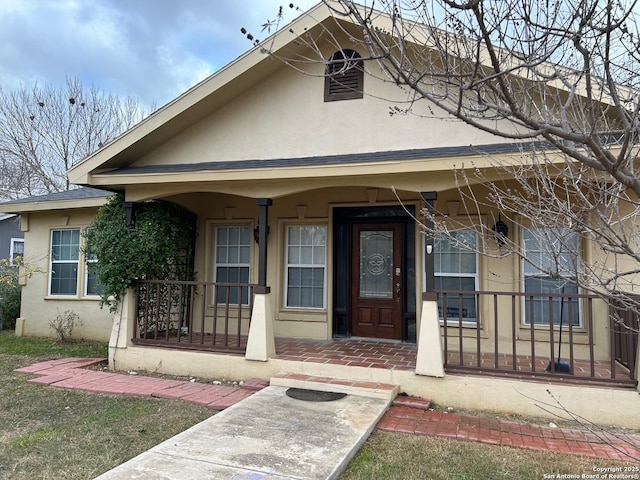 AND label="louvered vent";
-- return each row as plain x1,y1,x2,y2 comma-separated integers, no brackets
324,49,364,102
